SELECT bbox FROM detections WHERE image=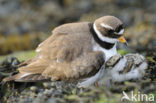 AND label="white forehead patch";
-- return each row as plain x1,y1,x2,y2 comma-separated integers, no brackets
100,23,113,30
114,29,124,35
